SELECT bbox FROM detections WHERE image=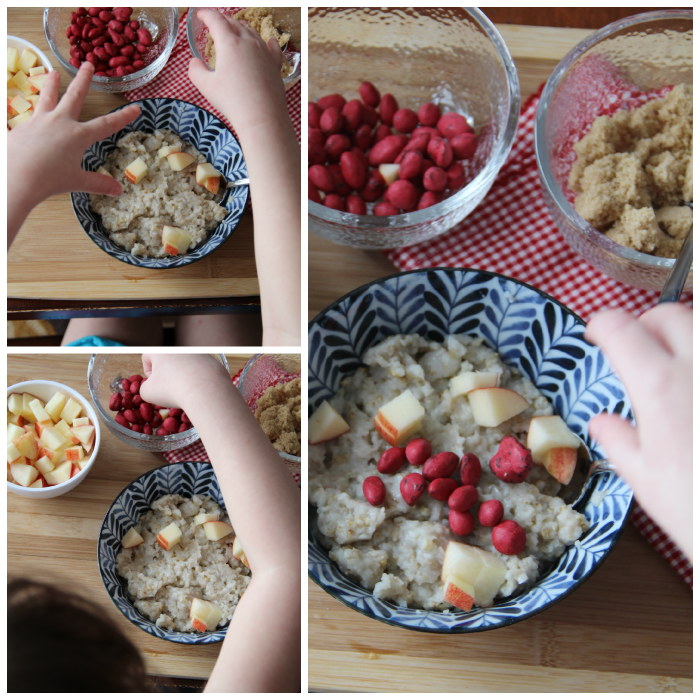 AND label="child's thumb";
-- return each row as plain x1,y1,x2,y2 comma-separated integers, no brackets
188,58,212,93
75,171,123,197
